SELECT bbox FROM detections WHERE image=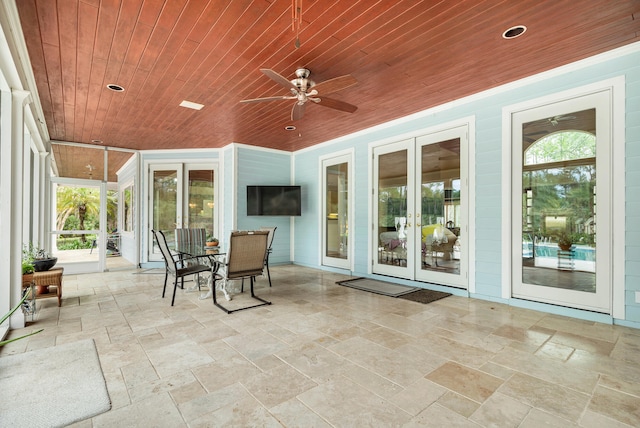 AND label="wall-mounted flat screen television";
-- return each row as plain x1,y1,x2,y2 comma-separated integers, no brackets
247,185,301,216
